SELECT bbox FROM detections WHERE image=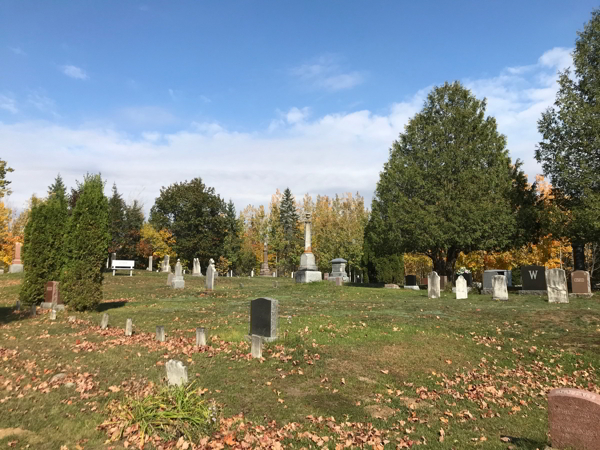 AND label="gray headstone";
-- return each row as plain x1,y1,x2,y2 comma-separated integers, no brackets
428,271,440,299
251,335,262,359
250,298,278,341
455,275,468,300
484,269,513,289
167,273,174,286
15,300,20,311
196,327,206,346
156,326,165,342
147,255,153,271
100,313,109,330
125,318,133,336
166,359,188,386
492,275,508,301
206,259,215,290
192,258,202,276
546,268,568,303
162,255,170,273
50,310,57,320
30,303,36,317
171,259,185,289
